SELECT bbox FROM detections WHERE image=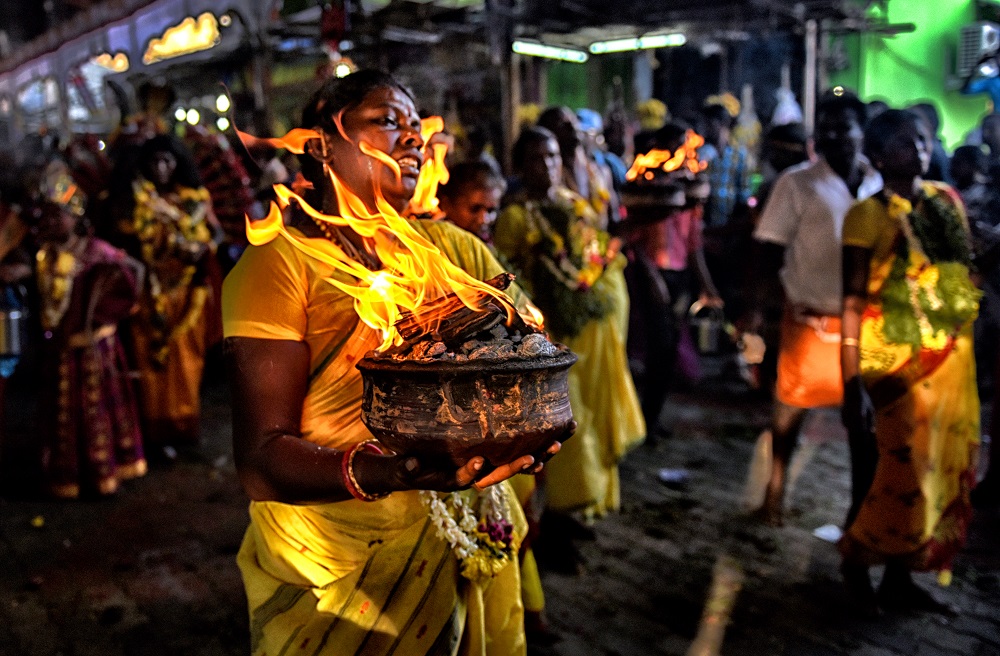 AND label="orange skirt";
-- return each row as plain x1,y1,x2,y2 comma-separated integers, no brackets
775,308,843,408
